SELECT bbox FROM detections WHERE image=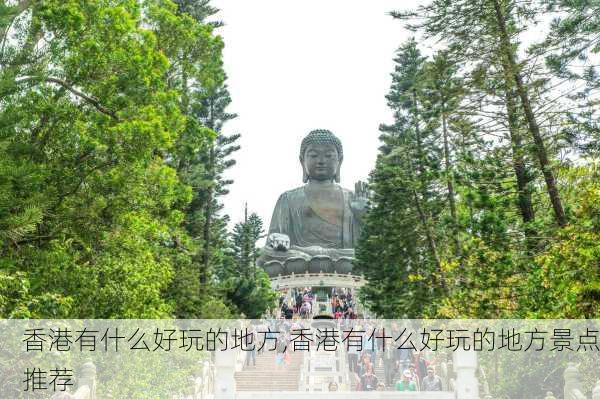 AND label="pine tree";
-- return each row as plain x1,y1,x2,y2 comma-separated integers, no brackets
357,0,599,318
420,52,465,257
195,84,241,284
355,40,446,317
540,0,600,157
159,0,242,317
0,0,225,317
219,207,275,318
232,204,265,275
393,0,568,227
